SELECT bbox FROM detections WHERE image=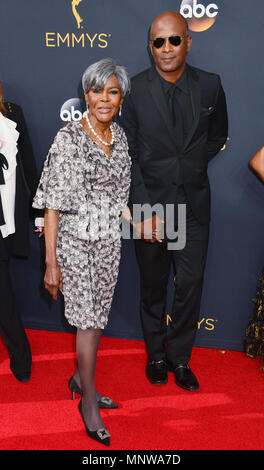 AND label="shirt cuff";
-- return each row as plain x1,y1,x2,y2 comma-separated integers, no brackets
35,217,44,227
